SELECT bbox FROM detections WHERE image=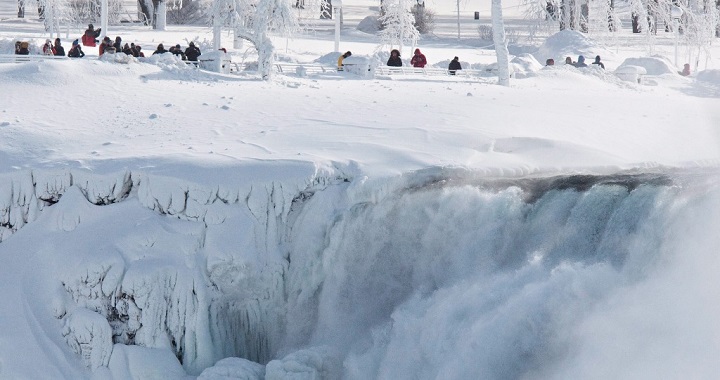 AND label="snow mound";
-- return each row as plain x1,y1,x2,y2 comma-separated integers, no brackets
534,30,613,64
511,53,543,73
695,69,720,84
108,344,186,379
617,56,676,76
99,52,137,64
357,16,380,34
314,52,342,65
198,357,265,380
265,346,341,380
